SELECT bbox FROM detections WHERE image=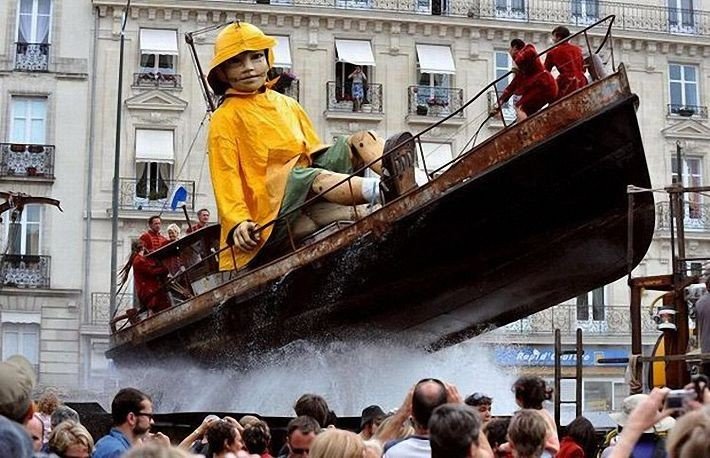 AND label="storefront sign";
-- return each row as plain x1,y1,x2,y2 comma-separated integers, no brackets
495,346,628,366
